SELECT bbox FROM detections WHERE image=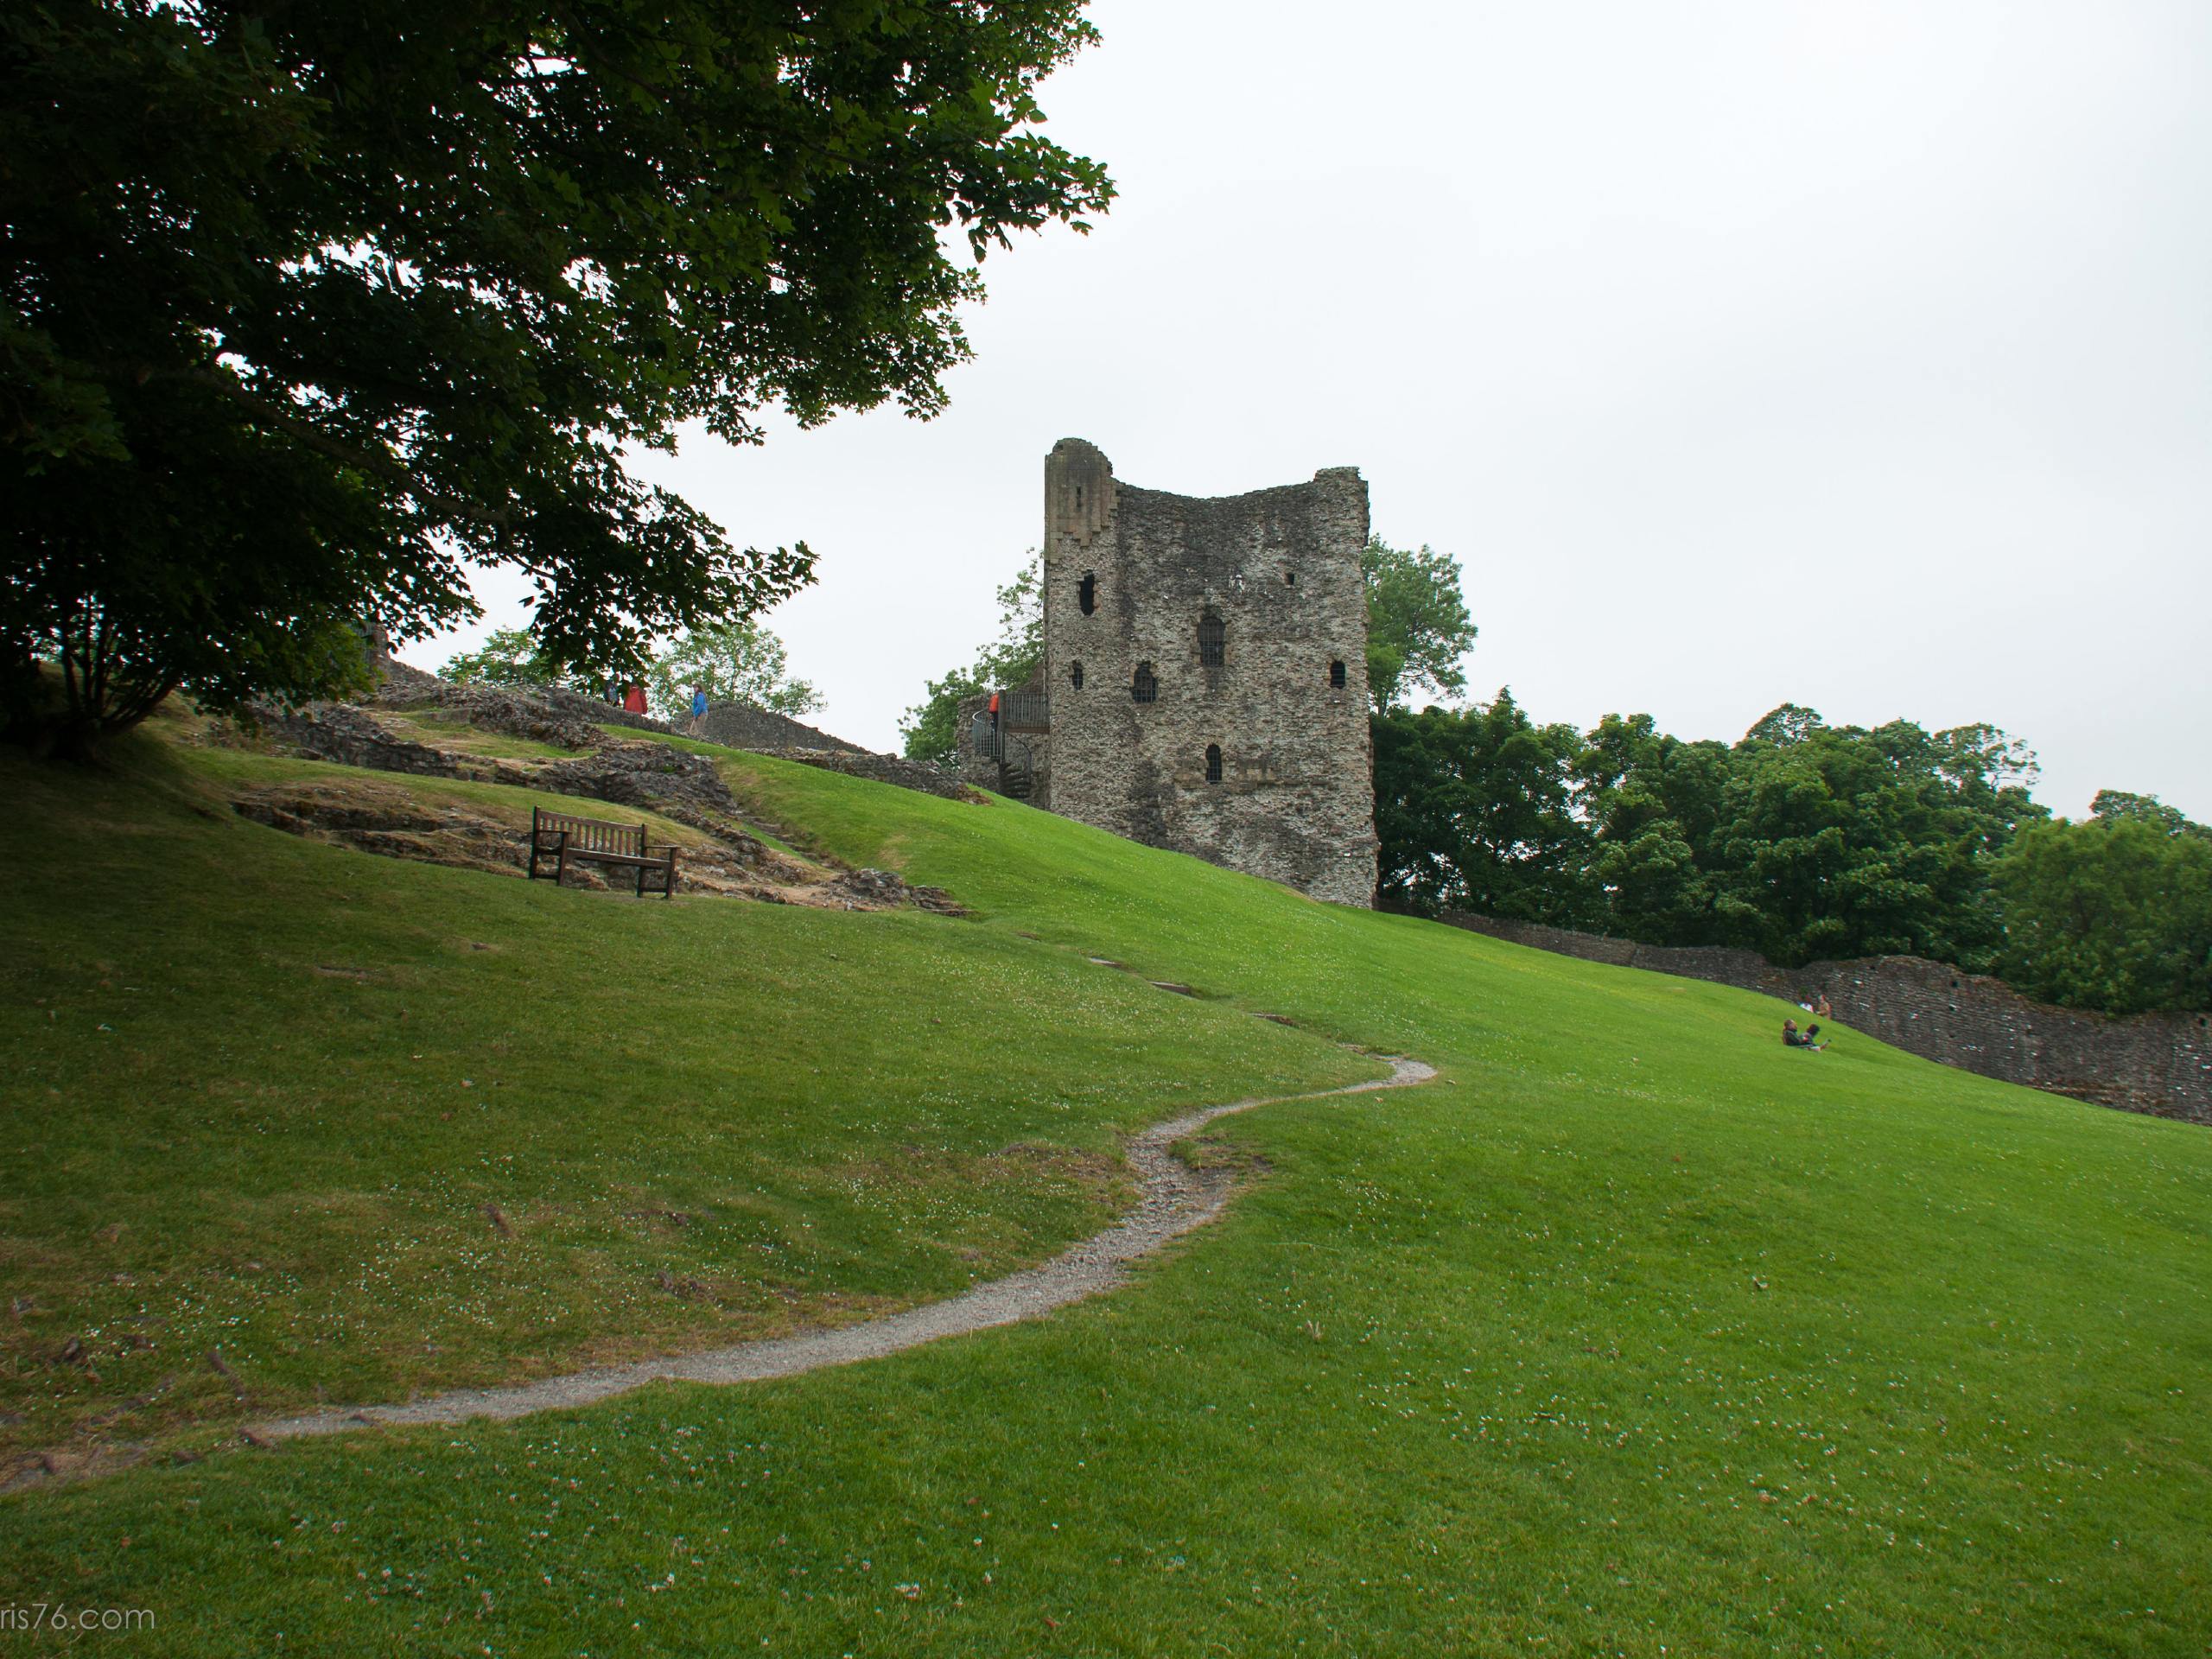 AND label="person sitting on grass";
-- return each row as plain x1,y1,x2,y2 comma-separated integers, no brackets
1783,1018,1829,1051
